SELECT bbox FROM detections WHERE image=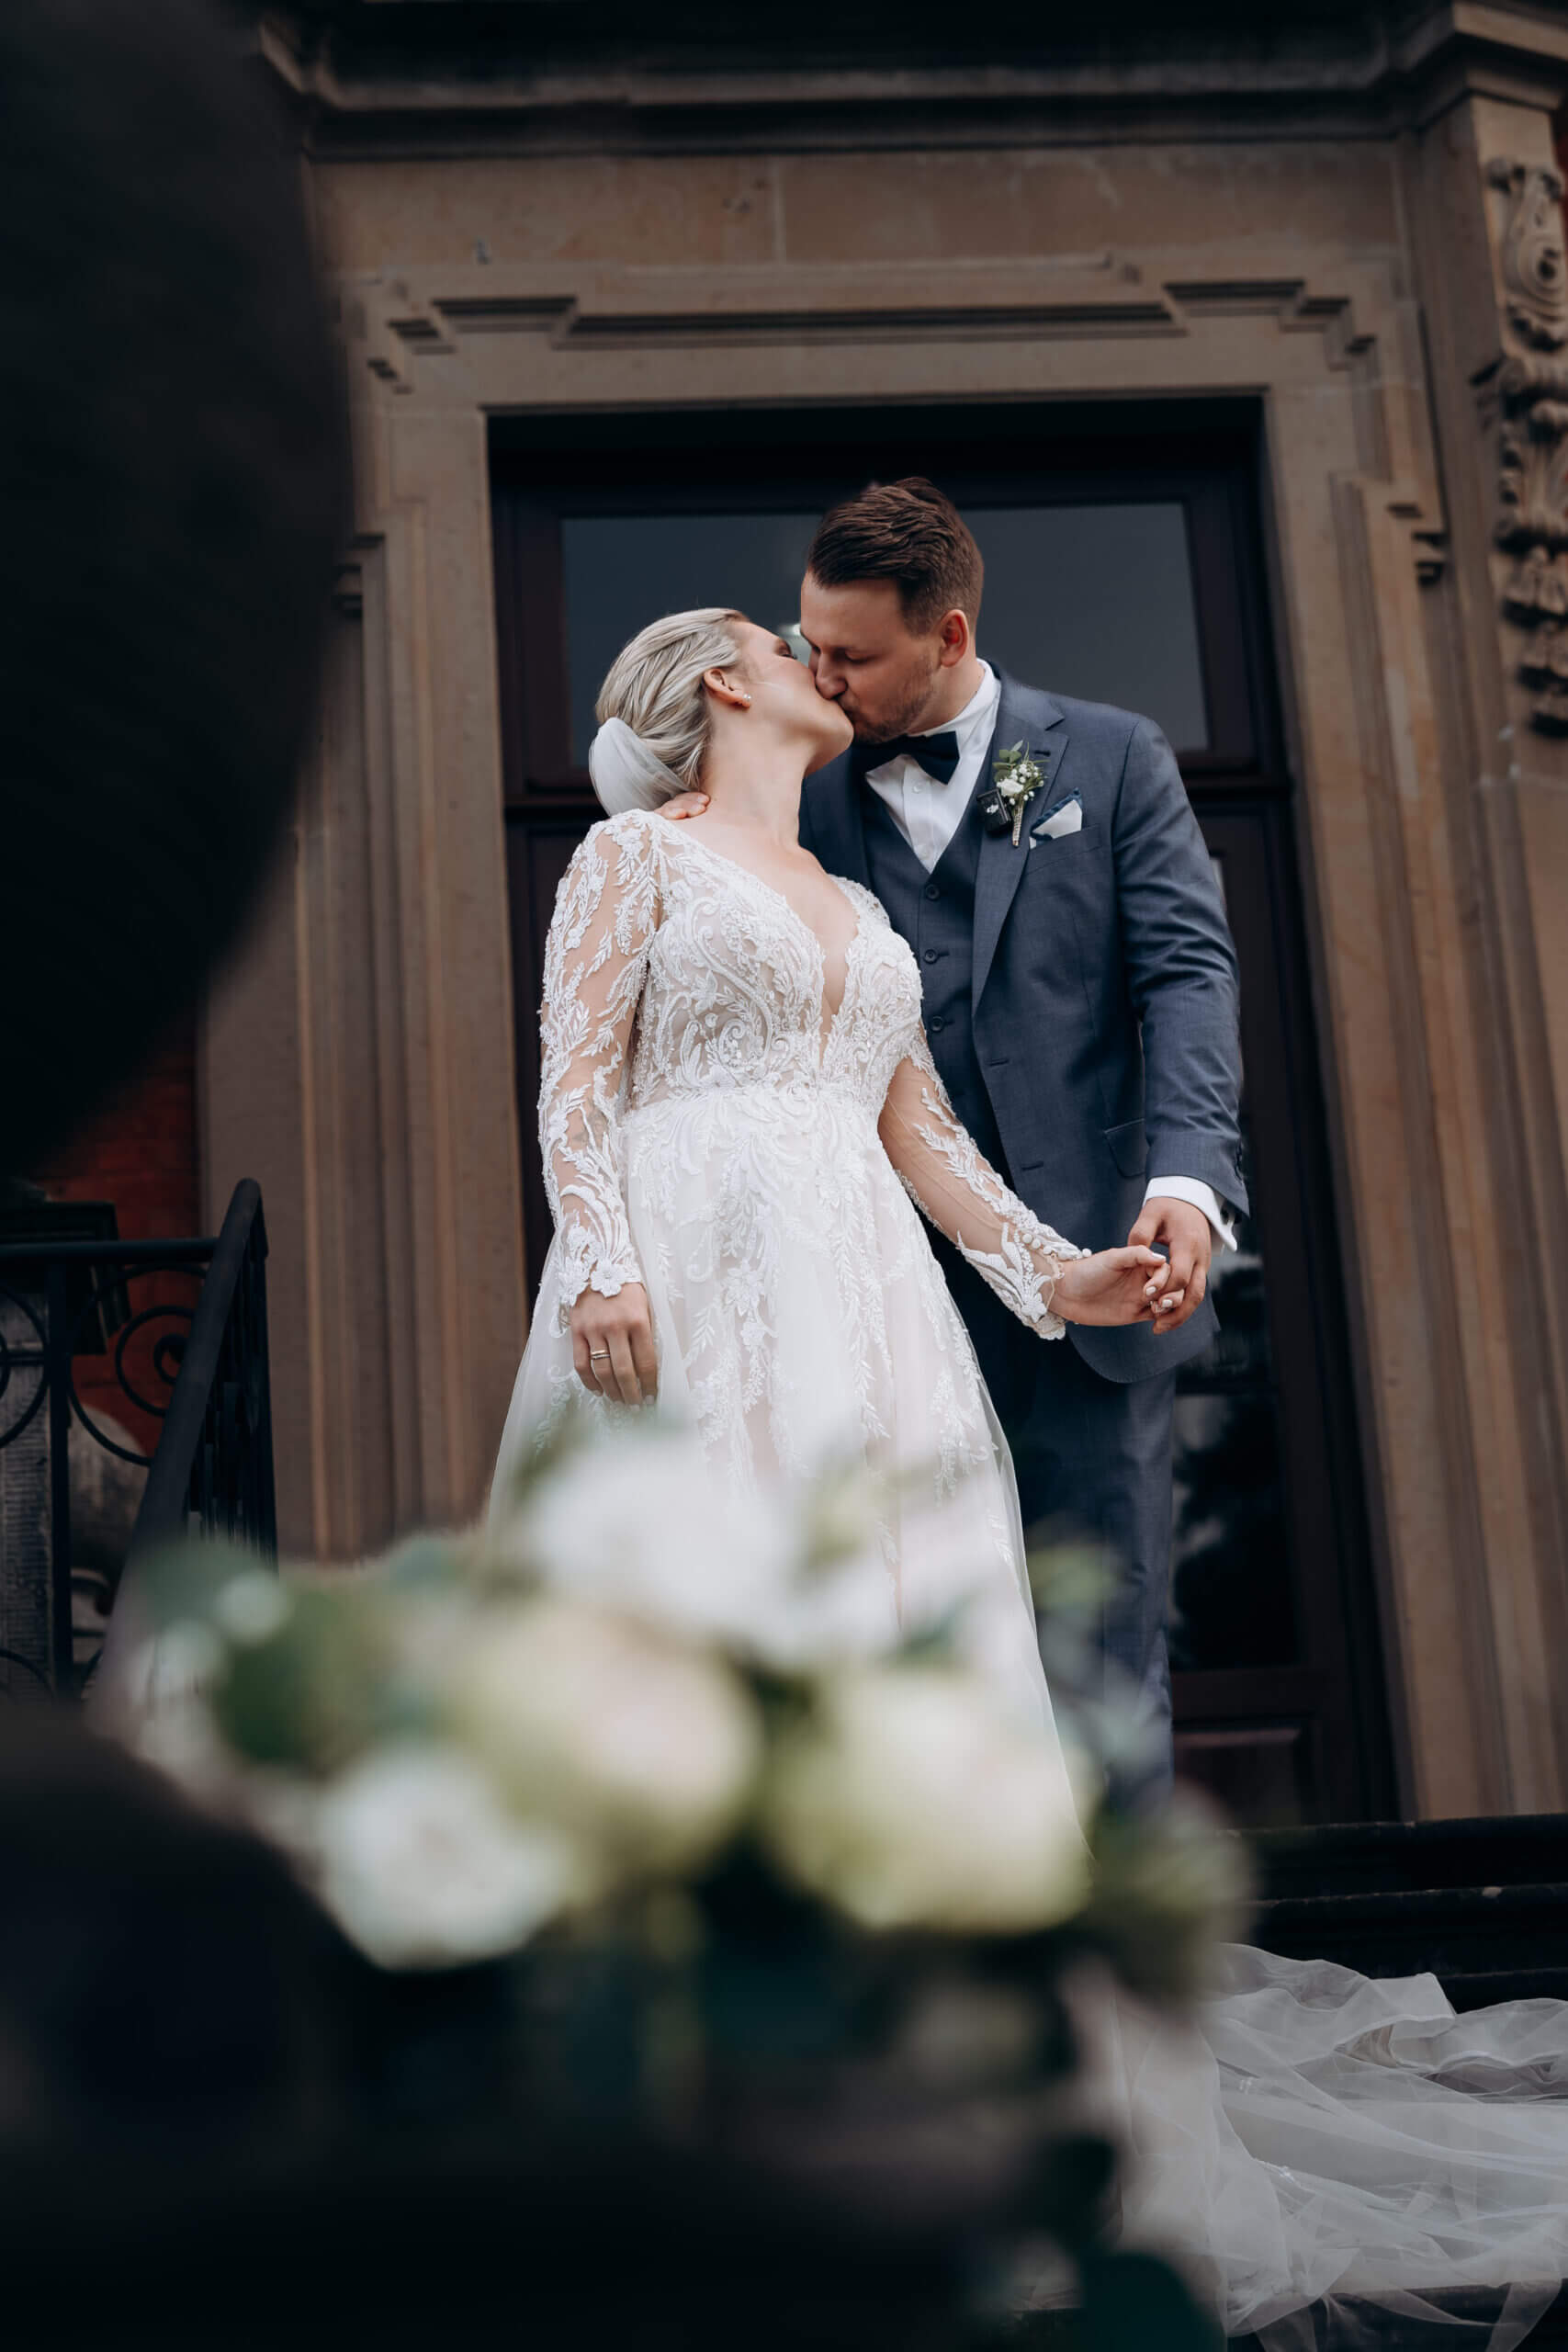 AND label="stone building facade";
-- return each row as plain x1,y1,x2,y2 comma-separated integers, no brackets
215,1,1568,1822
